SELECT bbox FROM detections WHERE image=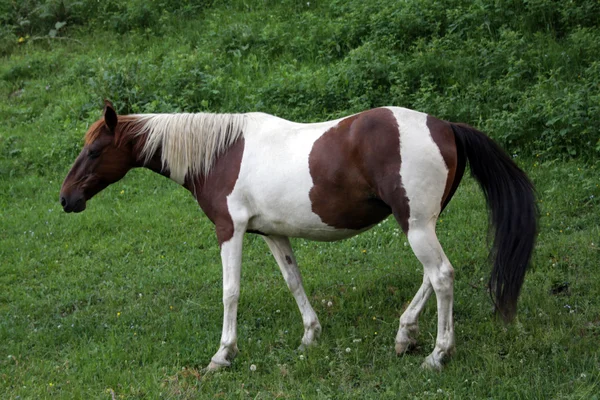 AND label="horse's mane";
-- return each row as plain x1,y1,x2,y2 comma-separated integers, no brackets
137,113,246,183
